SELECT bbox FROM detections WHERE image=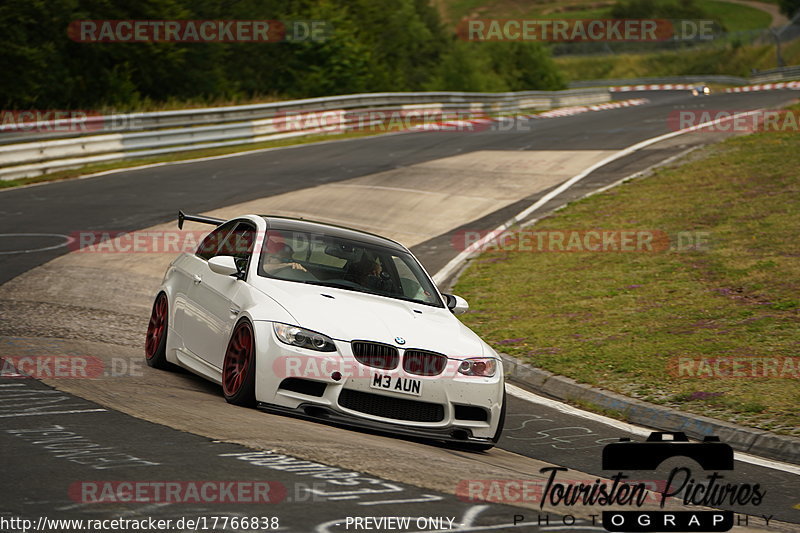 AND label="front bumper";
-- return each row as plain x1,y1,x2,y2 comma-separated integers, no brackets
253,321,504,441
256,402,496,445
